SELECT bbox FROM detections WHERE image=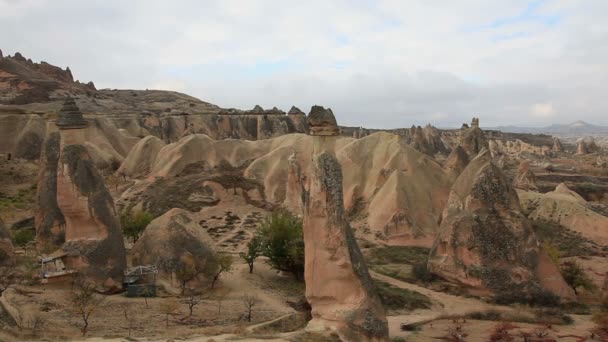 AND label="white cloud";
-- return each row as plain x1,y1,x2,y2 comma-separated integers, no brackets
1,0,607,127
